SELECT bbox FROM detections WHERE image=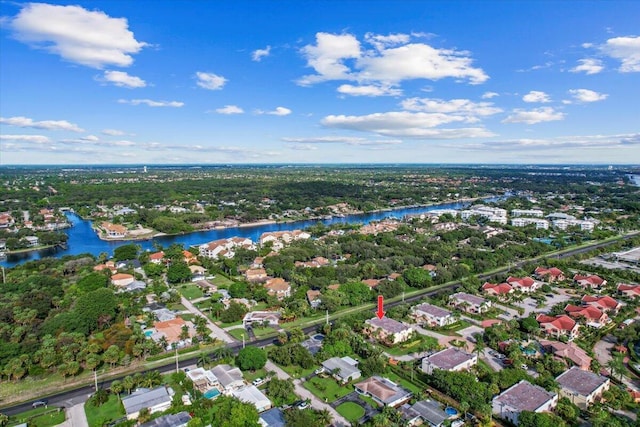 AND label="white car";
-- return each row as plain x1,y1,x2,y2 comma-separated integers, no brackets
252,378,265,386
